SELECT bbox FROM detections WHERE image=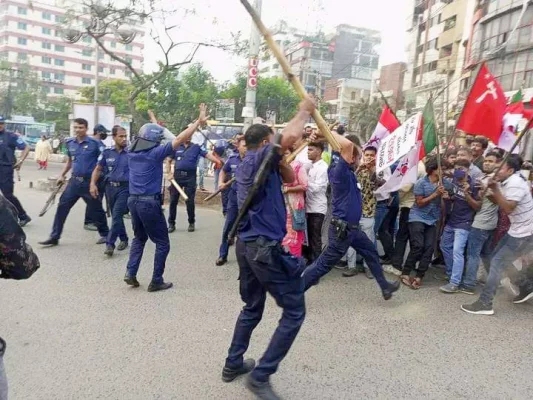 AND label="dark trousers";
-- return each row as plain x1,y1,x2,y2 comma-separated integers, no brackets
221,188,229,216
392,207,411,269
105,185,129,247
304,213,325,263
225,239,306,382
0,167,27,219
168,174,196,225
402,221,436,278
126,196,169,284
378,206,398,259
219,201,238,259
84,178,105,225
303,224,389,291
51,179,109,240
